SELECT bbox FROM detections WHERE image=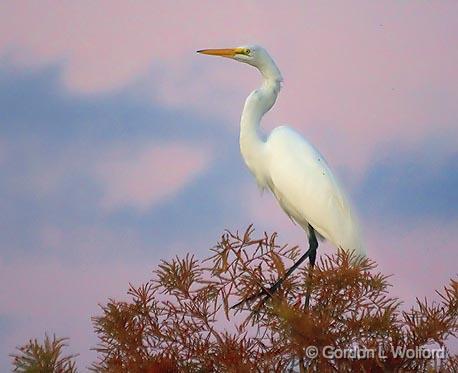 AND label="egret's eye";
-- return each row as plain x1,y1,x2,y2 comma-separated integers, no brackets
245,48,251,55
